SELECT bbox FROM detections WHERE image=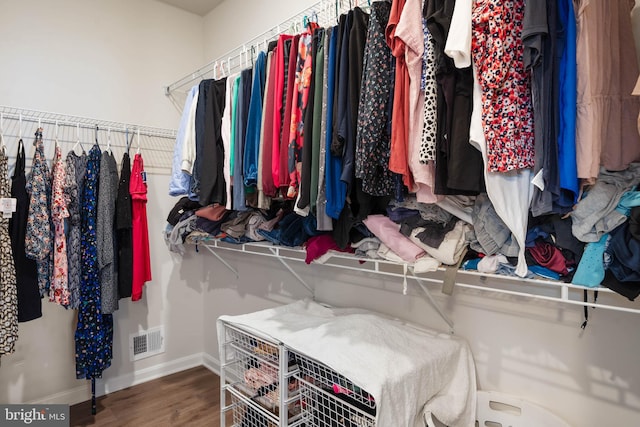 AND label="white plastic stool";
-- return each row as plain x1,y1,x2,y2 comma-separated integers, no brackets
476,391,571,427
